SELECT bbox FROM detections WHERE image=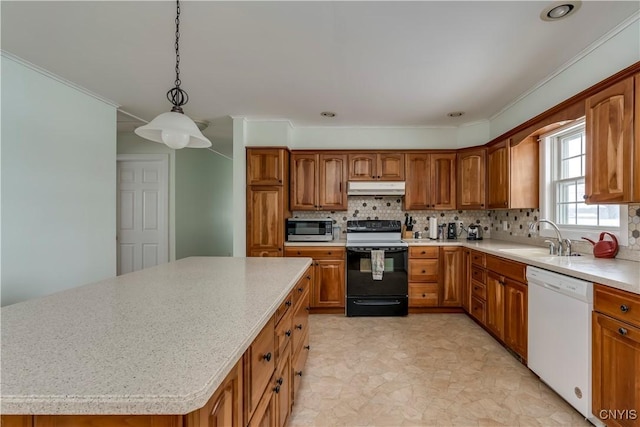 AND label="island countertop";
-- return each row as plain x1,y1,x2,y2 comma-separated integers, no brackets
1,256,312,415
